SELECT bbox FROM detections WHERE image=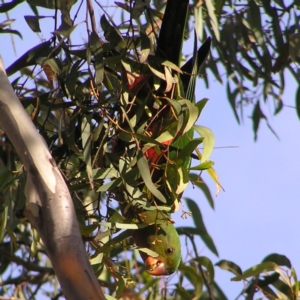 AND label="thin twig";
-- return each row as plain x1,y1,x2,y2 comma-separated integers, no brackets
87,0,98,34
